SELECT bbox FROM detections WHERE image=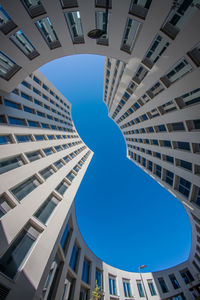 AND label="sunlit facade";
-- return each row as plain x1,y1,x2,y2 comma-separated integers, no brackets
0,0,200,299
